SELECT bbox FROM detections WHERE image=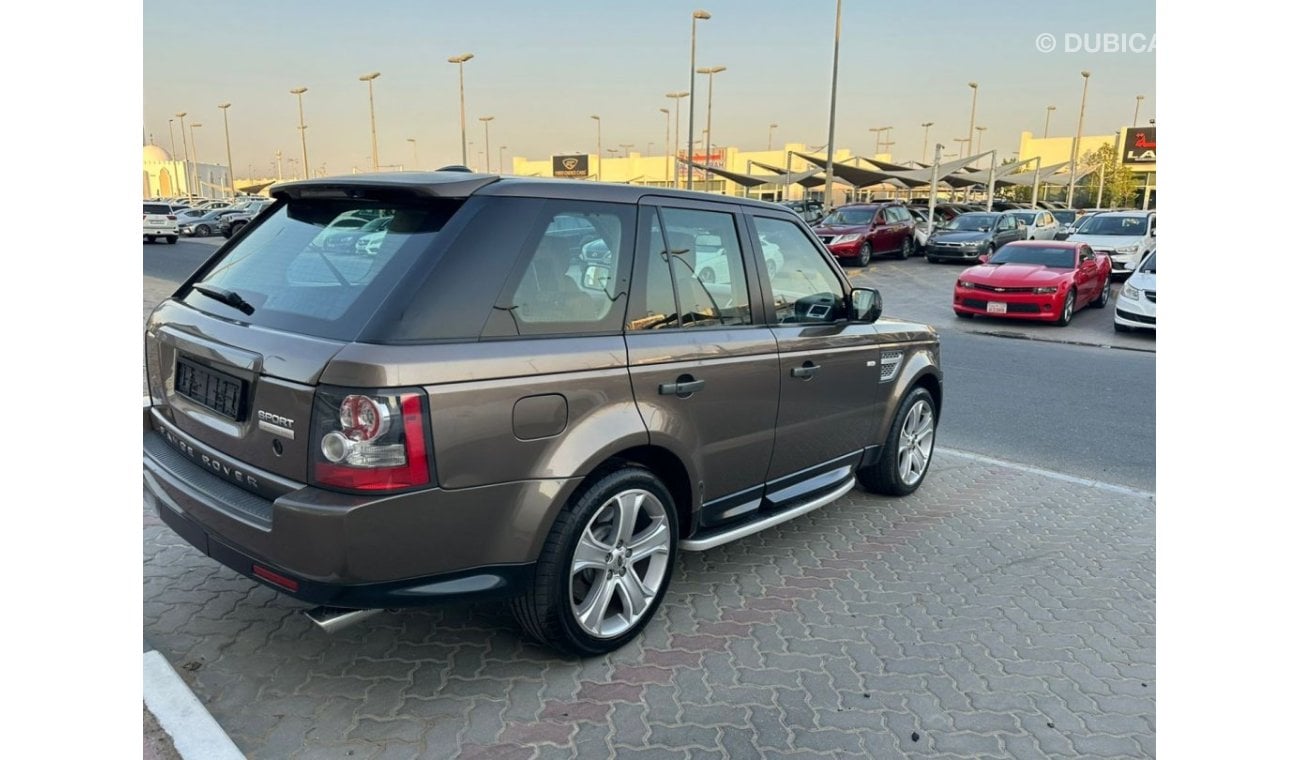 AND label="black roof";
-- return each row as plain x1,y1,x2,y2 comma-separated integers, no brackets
270,171,794,214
